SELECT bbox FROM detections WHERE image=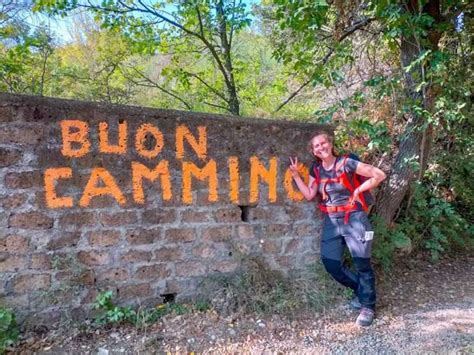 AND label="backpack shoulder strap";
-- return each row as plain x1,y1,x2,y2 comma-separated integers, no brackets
344,153,371,211
339,154,356,193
